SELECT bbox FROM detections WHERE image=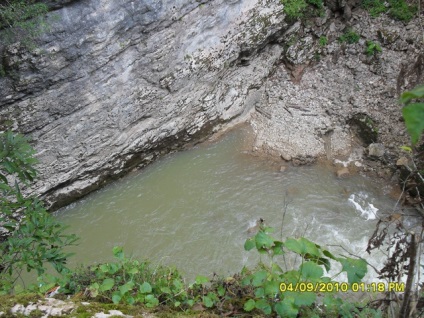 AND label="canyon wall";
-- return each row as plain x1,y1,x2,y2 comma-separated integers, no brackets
0,0,422,208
